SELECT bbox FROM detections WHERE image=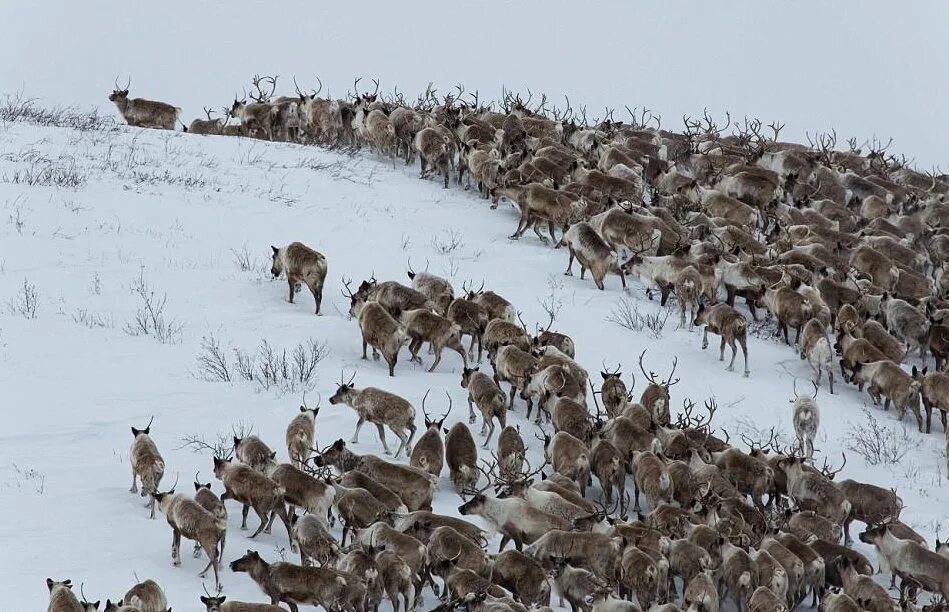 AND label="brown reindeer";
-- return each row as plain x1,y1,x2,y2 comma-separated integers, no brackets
561,221,627,290
130,416,164,519
270,243,327,315
212,457,292,543
461,367,507,446
409,391,450,477
108,78,180,129
153,488,226,591
694,302,750,376
445,421,480,495
328,373,417,458
344,281,409,377
47,579,83,612
285,395,319,469
121,579,167,612
229,550,351,612
850,361,923,431
400,308,469,372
